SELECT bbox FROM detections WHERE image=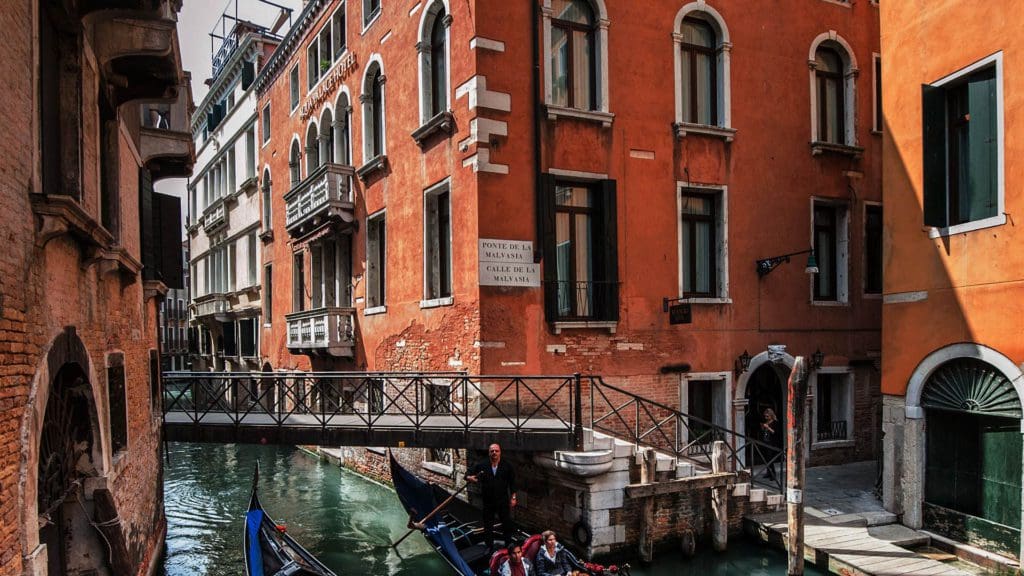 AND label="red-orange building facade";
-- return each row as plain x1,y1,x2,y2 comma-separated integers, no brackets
256,0,881,467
